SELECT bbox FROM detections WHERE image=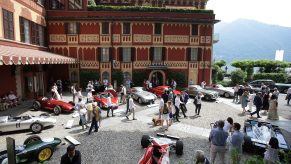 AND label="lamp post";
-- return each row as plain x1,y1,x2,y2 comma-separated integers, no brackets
225,66,228,73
